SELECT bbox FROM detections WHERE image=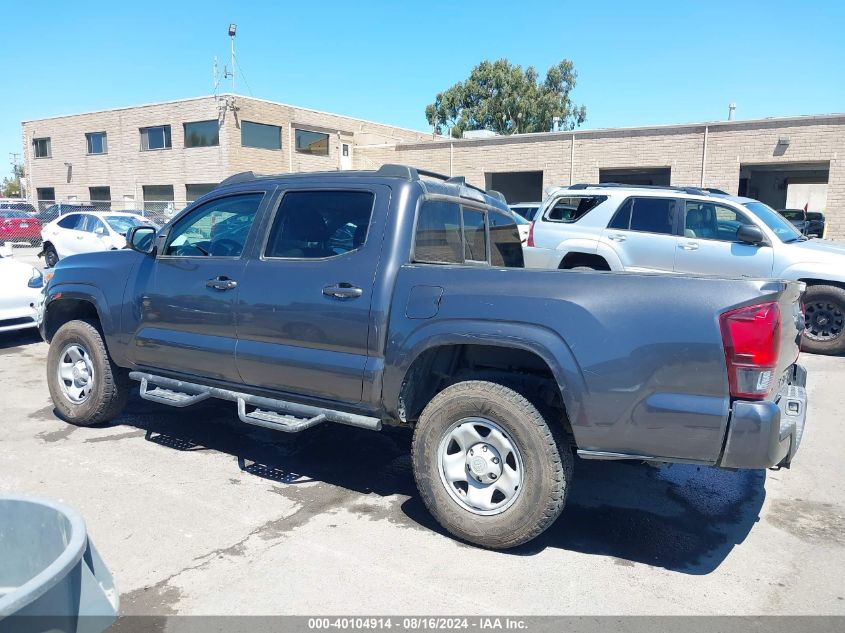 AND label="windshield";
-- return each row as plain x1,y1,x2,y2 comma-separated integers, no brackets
0,210,29,218
744,201,804,242
105,215,150,235
779,209,804,221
